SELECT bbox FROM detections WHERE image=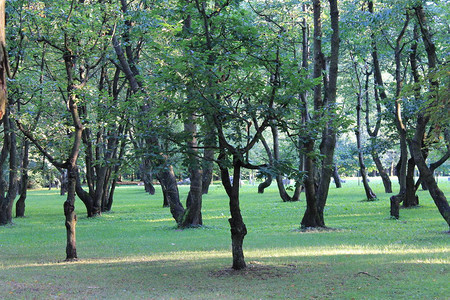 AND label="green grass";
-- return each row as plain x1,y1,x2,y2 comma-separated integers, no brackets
1,178,449,299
